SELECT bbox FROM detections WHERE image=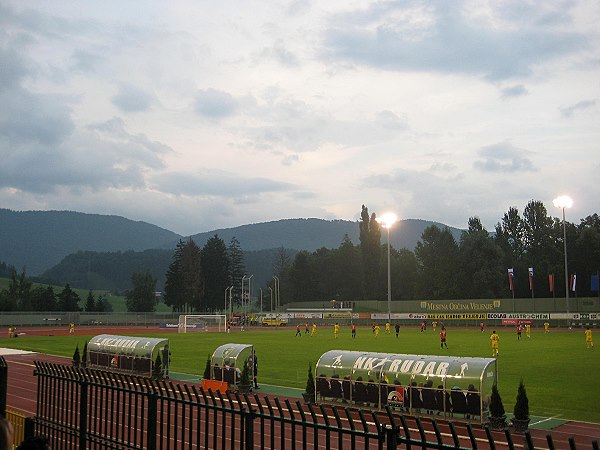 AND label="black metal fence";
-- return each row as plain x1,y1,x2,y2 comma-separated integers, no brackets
24,362,599,450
